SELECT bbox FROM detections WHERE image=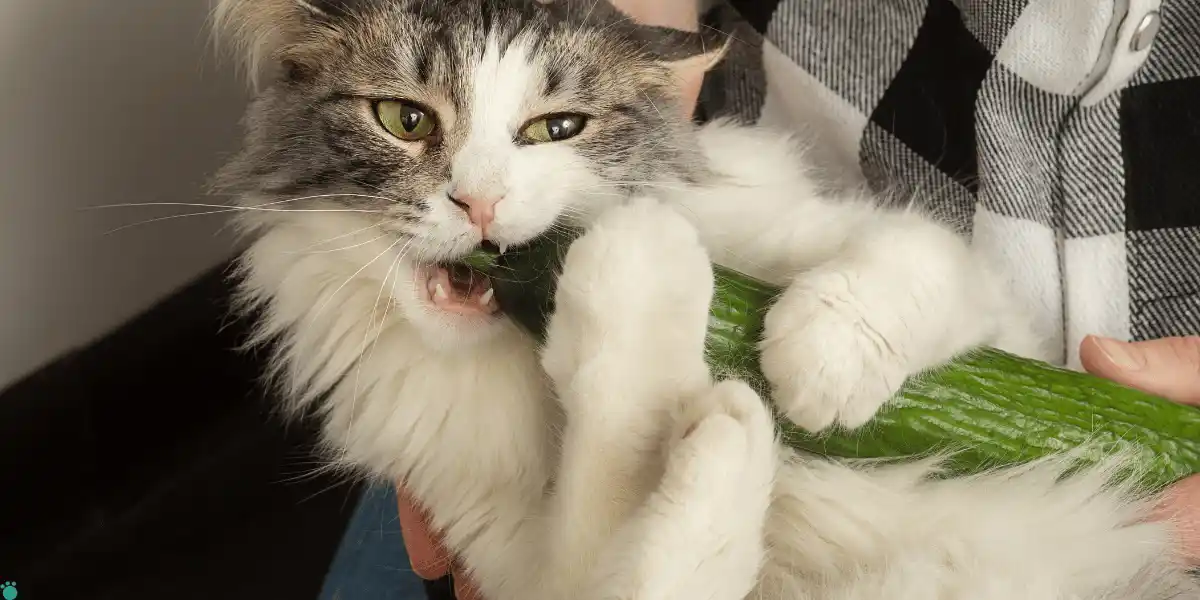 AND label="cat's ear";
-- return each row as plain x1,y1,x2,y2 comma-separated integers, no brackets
535,0,731,75
641,24,731,78
213,0,360,88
